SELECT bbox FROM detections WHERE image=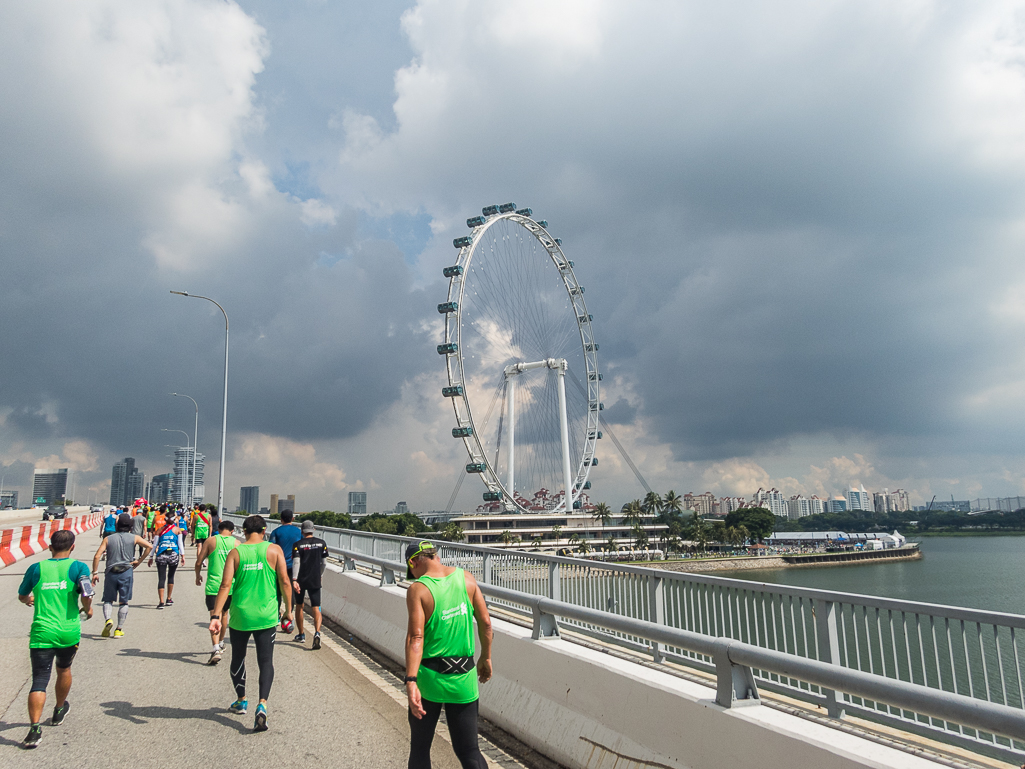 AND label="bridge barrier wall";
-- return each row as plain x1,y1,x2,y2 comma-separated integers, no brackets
0,509,101,568
321,564,943,769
